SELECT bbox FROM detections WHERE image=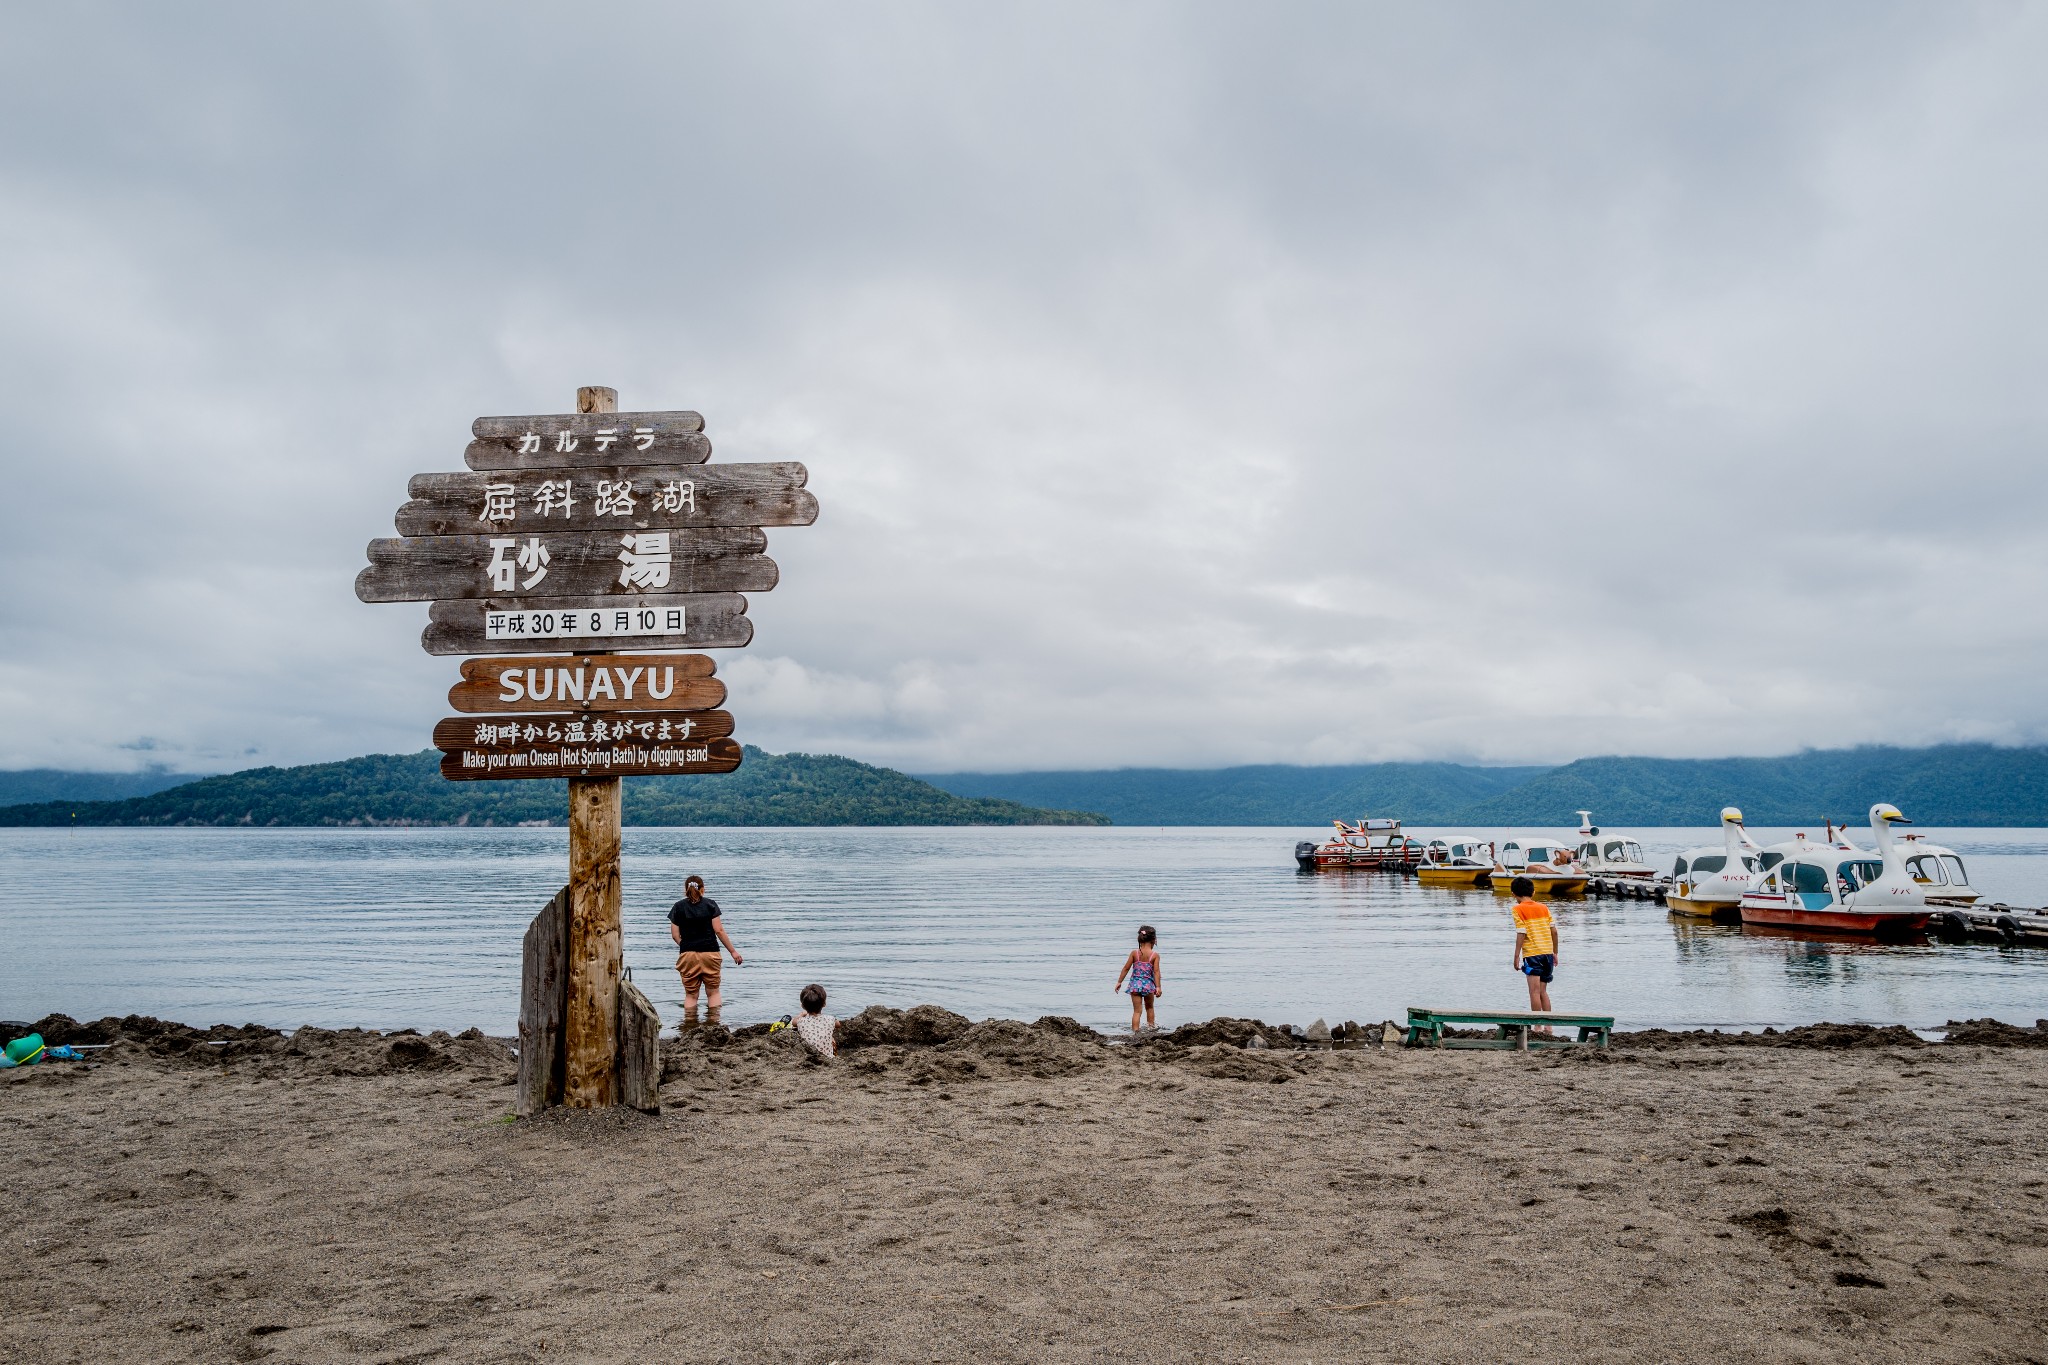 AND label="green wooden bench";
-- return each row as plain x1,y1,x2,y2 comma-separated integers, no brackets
1405,1007,1614,1051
